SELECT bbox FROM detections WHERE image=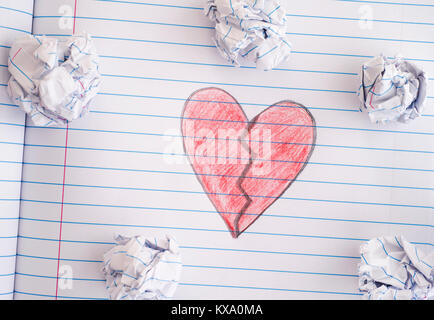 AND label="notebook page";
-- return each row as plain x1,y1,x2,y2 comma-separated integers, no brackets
0,0,33,299
14,0,433,299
